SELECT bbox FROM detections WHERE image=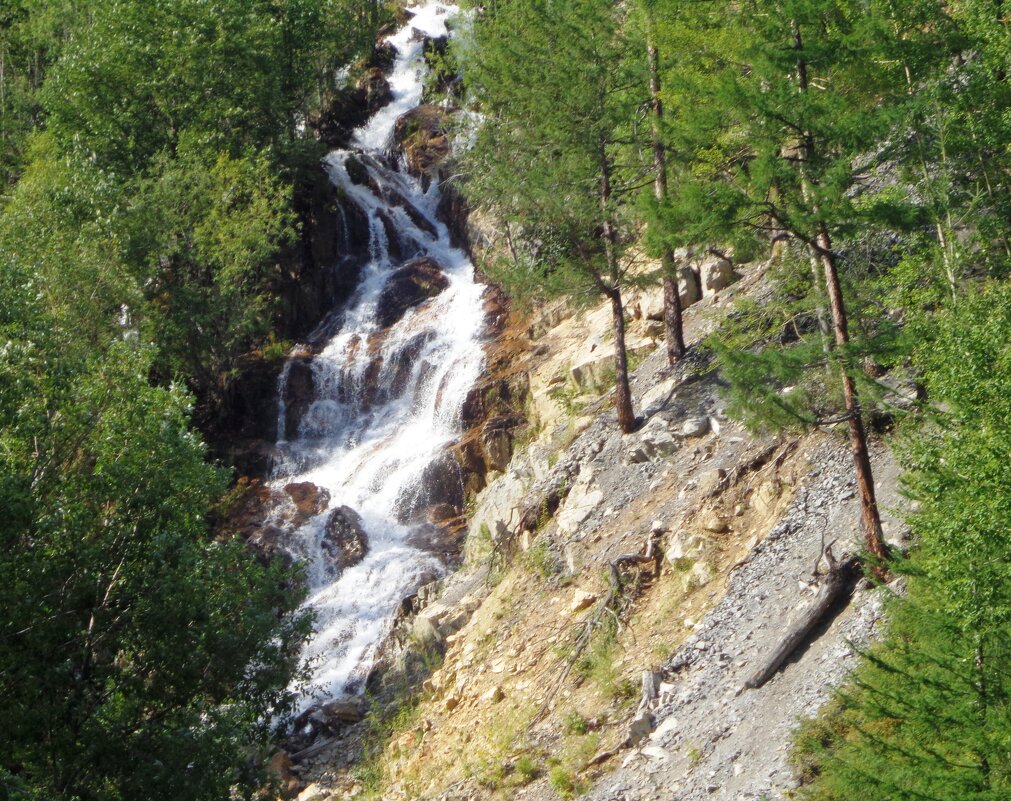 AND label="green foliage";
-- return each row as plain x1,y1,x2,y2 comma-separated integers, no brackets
709,261,907,433
0,1,385,797
0,326,309,800
513,754,540,785
563,711,590,736
459,0,647,295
